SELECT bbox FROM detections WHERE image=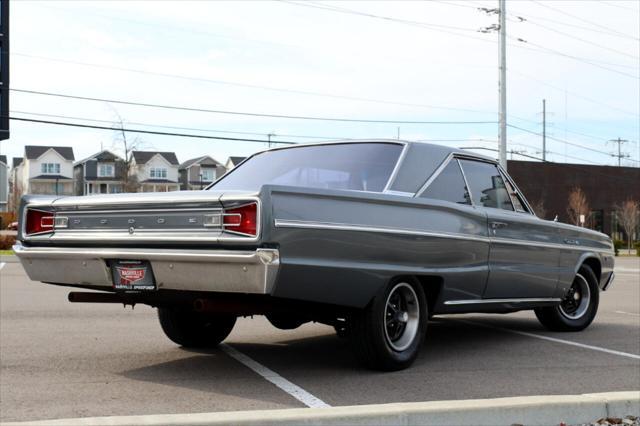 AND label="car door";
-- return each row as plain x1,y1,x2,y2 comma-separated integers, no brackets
458,159,561,299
